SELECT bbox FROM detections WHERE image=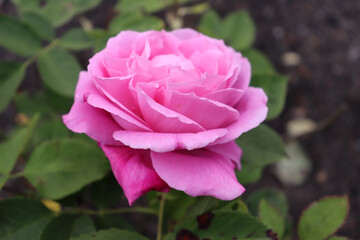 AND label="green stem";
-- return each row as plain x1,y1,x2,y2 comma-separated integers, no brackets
156,193,166,240
7,171,25,180
23,39,60,68
64,206,157,216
